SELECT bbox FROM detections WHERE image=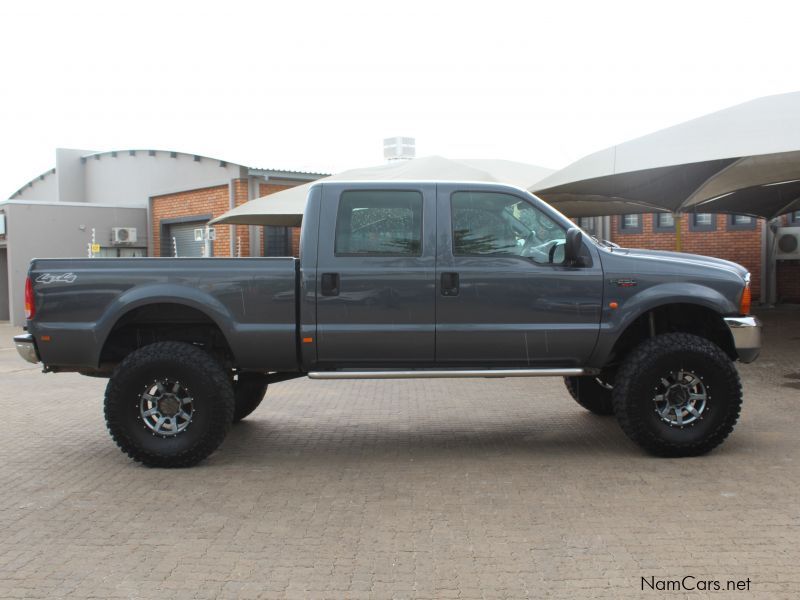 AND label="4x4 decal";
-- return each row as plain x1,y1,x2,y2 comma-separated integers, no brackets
35,273,78,284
